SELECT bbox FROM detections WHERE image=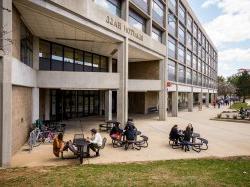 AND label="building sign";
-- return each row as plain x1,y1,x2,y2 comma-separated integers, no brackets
106,16,143,41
